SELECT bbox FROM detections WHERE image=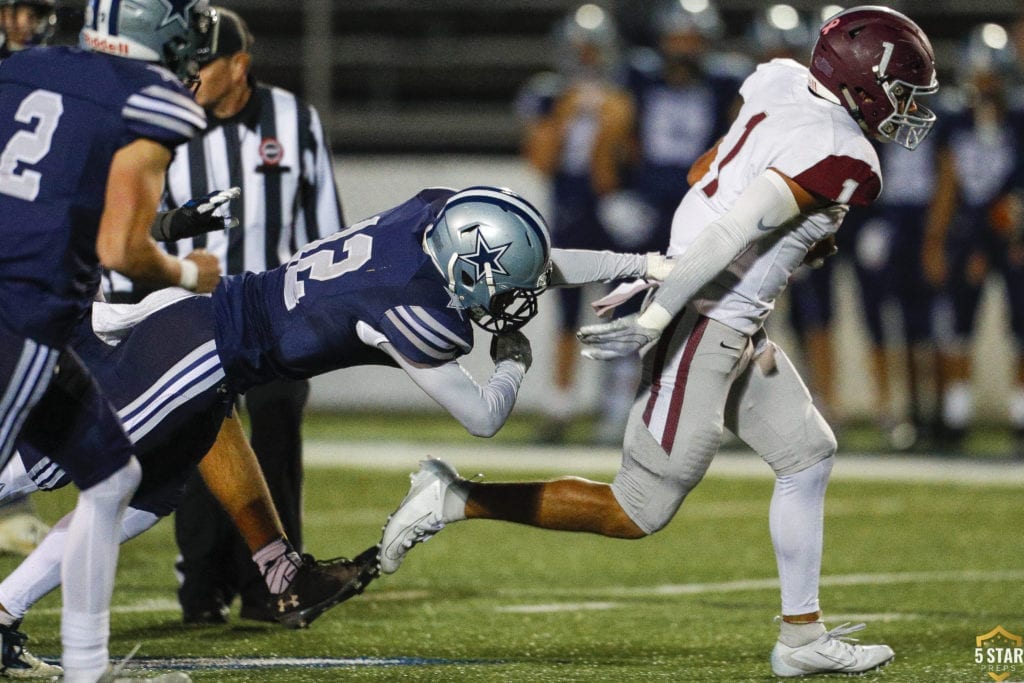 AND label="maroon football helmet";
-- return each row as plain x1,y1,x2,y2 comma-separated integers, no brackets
809,6,938,150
